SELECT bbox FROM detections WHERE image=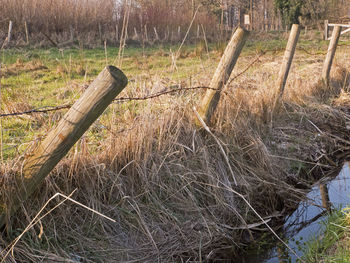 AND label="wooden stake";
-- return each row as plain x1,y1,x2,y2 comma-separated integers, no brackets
0,66,128,228
197,27,249,125
273,24,300,111
7,21,13,43
104,40,108,65
144,25,148,42
153,27,159,40
166,25,170,41
324,20,329,40
201,24,209,57
70,24,74,41
24,21,29,45
133,27,138,39
98,22,102,43
250,0,253,30
322,25,341,86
